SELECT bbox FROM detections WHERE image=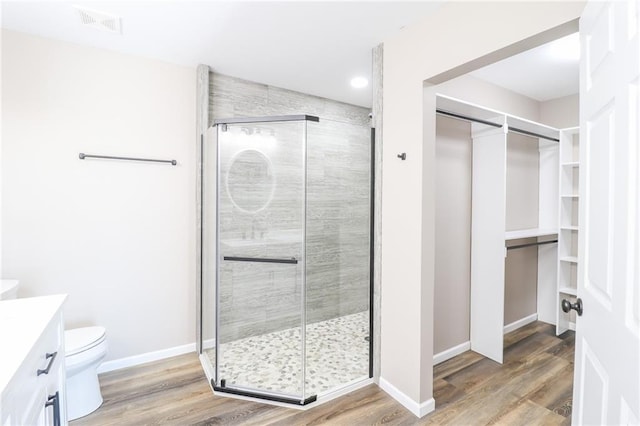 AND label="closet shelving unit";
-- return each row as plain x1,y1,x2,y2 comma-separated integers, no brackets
437,95,563,364
557,127,580,334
